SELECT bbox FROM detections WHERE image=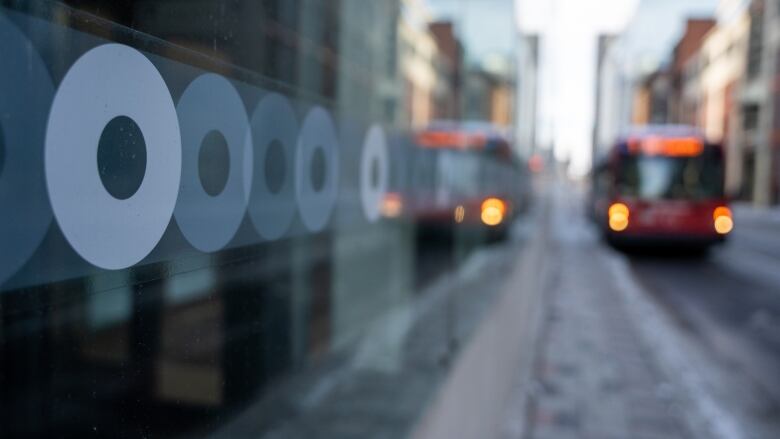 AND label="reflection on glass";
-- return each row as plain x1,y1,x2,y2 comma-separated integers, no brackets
0,0,523,437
